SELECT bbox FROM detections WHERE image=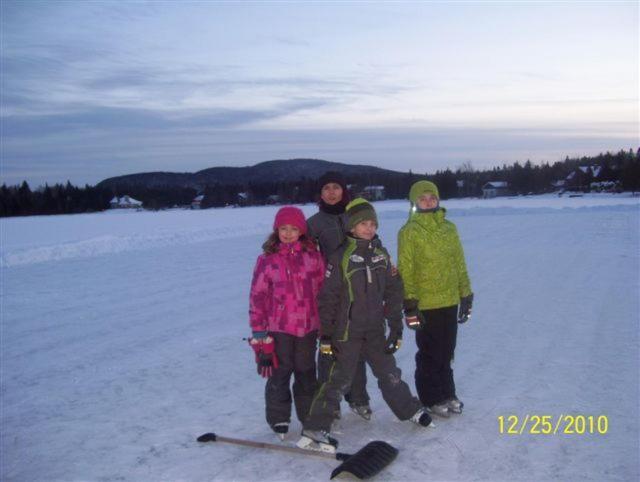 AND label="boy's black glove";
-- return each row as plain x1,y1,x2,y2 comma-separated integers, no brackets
403,299,425,330
384,328,403,354
458,293,474,324
319,335,338,359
